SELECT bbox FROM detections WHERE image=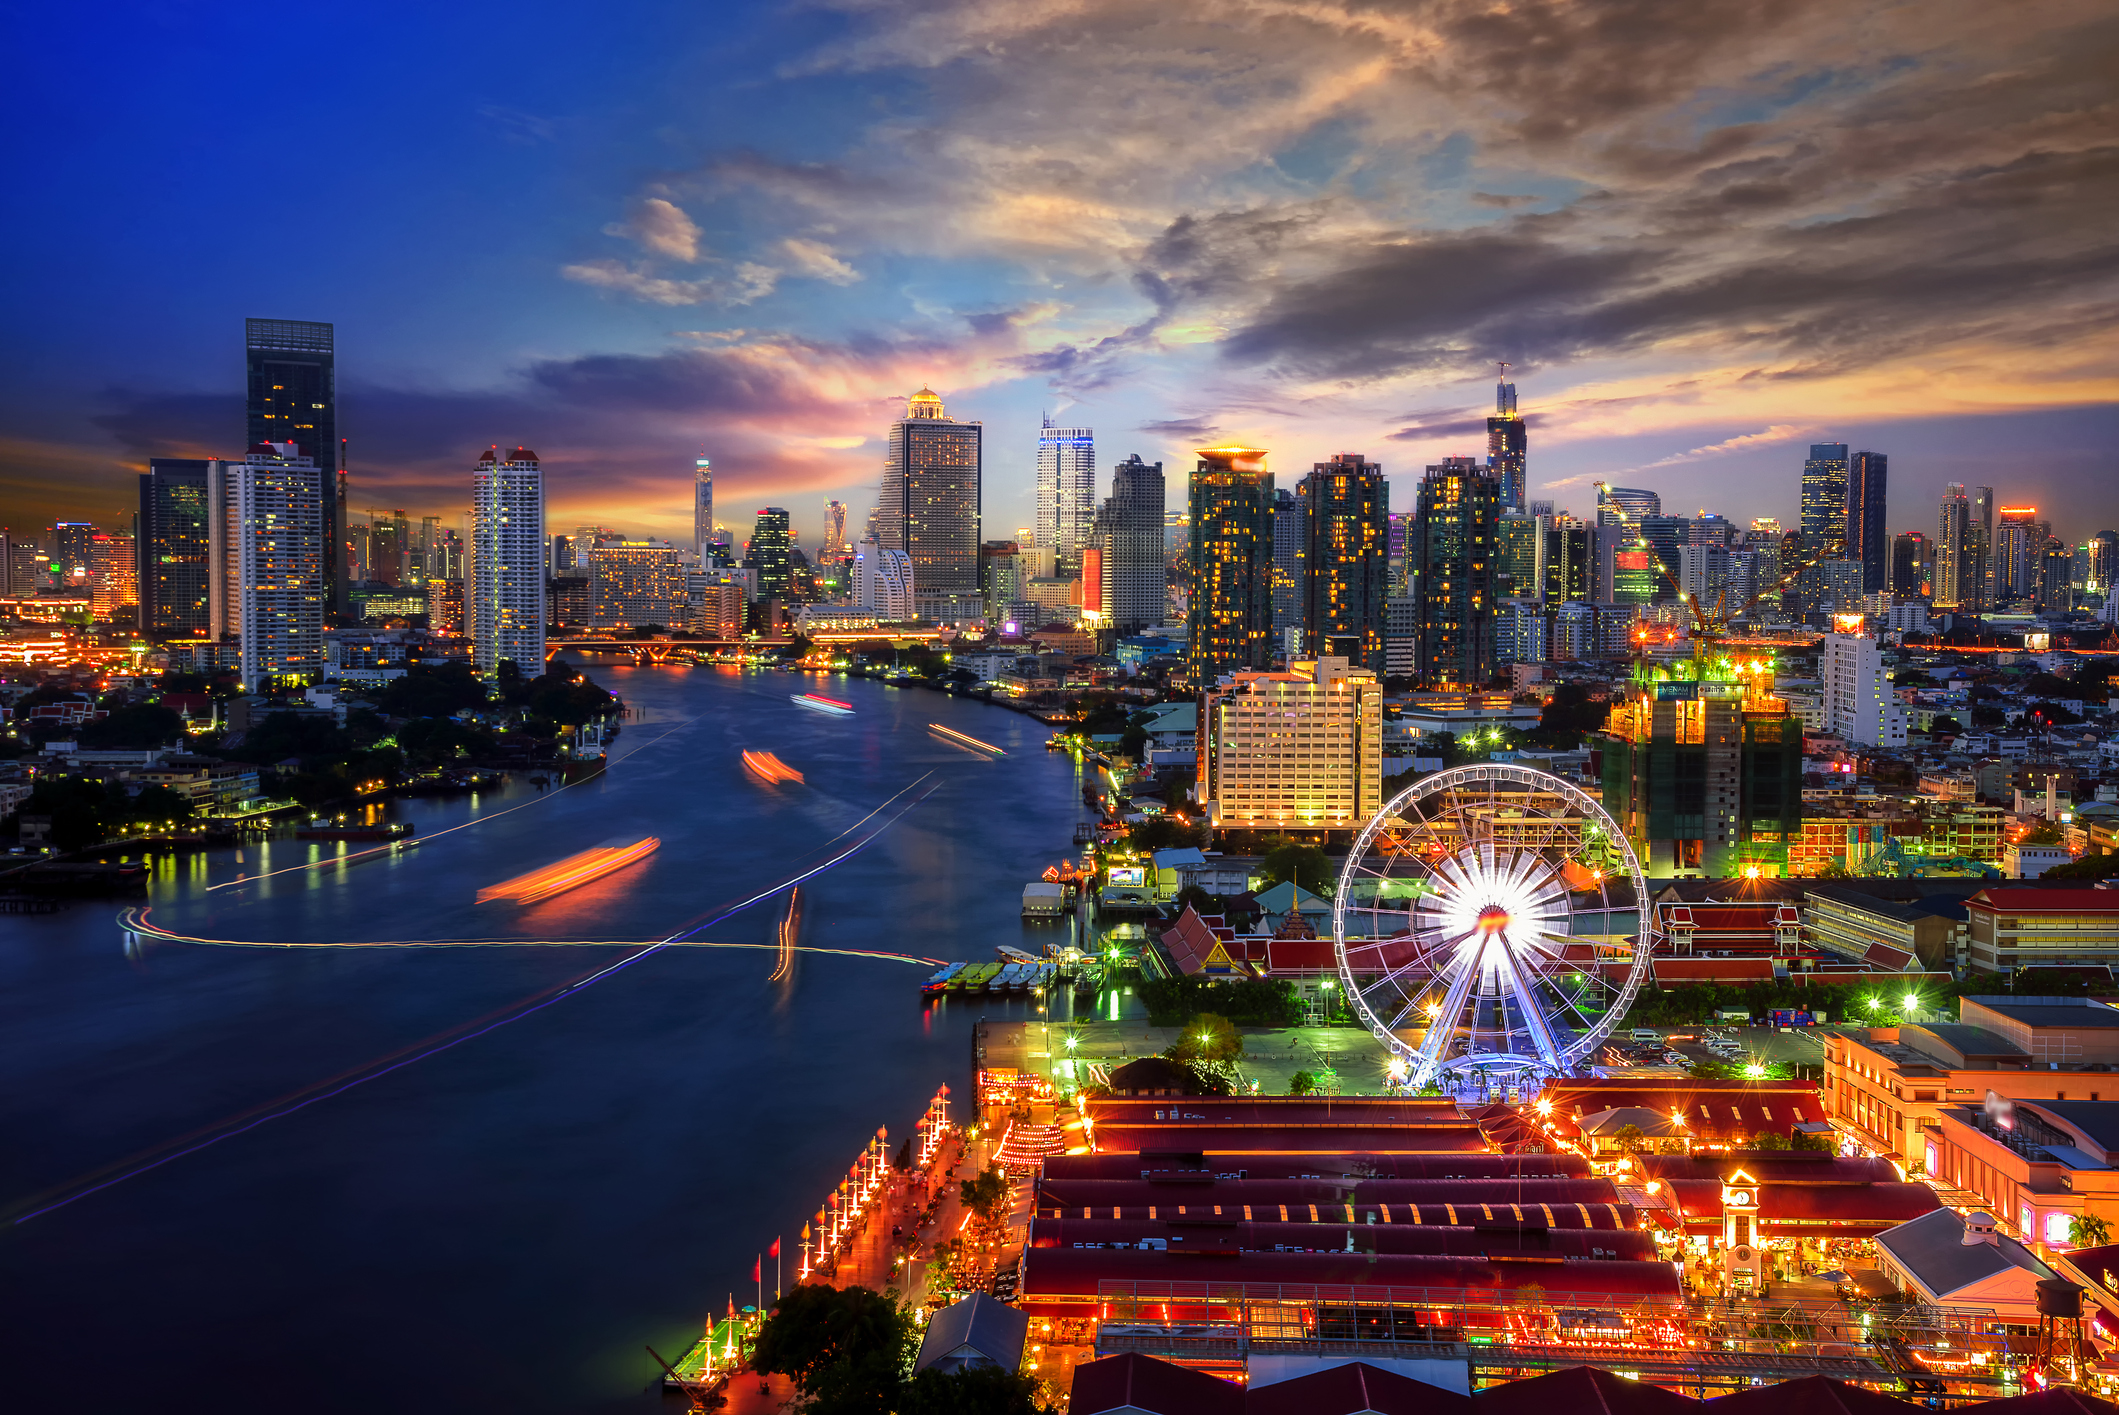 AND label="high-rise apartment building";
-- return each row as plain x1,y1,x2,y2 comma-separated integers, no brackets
1297,453,1389,670
1891,532,1930,599
749,508,793,601
1824,621,1908,748
245,319,344,616
367,508,408,586
1035,420,1095,574
1486,374,1527,514
852,540,914,621
1091,454,1165,636
1383,596,1419,680
590,540,687,629
236,442,326,690
1497,598,1548,665
1596,484,1660,527
1935,485,1971,609
2040,537,2073,612
53,521,95,583
1992,506,2043,607
470,447,546,678
878,388,981,618
1542,521,1592,608
1410,457,1501,688
1186,447,1275,681
1800,443,1850,558
1845,450,1889,595
1269,486,1303,654
0,532,49,594
1968,486,1995,612
138,458,213,639
1199,656,1384,834
429,578,464,637
89,532,137,622
1498,513,1543,600
694,455,715,560
1678,544,1733,614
